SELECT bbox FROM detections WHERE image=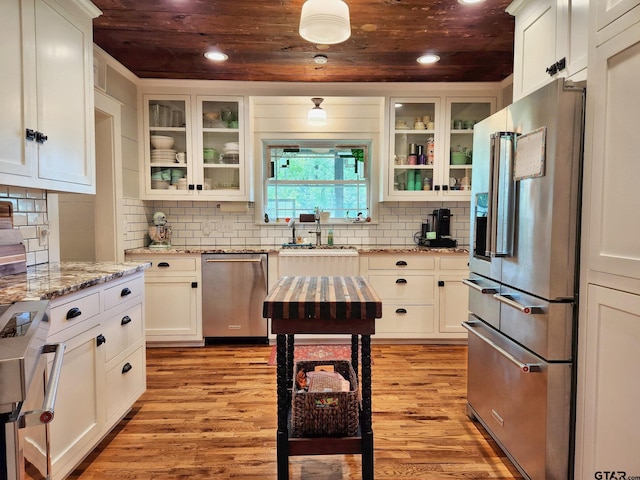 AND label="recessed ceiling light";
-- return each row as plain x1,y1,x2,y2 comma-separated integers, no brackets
204,51,228,62
458,0,485,4
314,54,328,64
417,54,440,64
